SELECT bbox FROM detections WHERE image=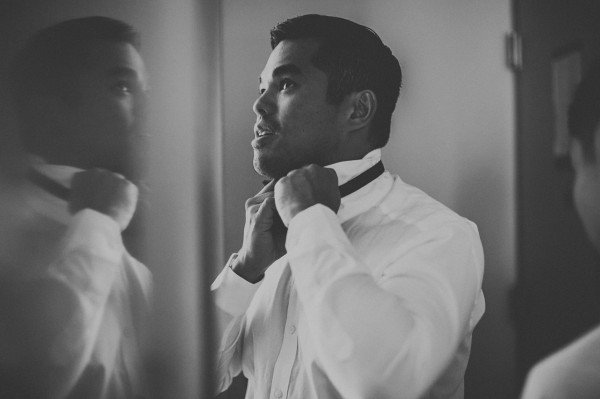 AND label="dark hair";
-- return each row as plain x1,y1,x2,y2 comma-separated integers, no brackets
10,16,140,135
270,14,402,148
569,59,600,161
